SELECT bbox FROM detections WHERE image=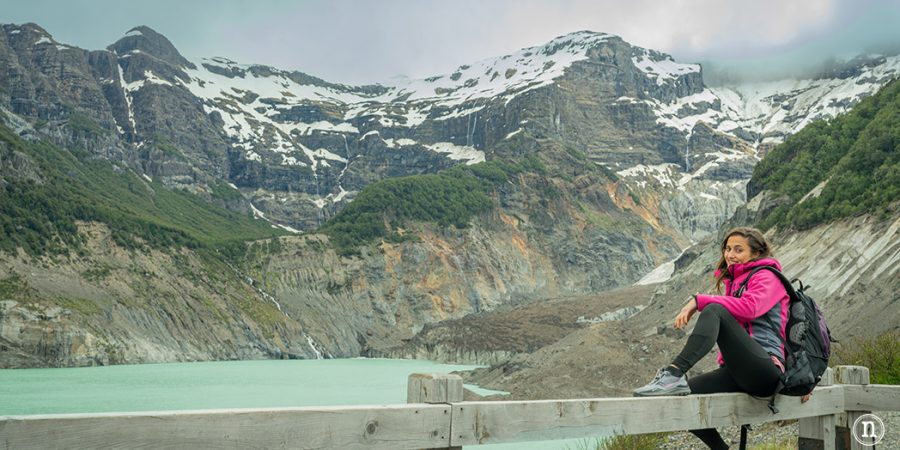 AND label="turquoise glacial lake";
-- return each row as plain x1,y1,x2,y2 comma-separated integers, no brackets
0,358,602,449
